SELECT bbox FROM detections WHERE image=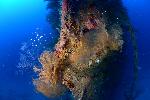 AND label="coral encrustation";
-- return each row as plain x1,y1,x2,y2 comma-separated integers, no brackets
33,0,124,99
